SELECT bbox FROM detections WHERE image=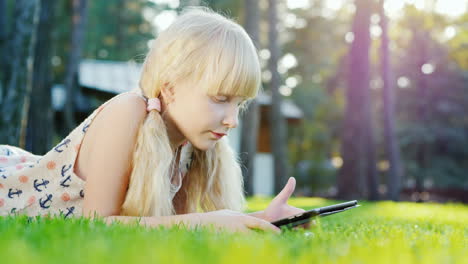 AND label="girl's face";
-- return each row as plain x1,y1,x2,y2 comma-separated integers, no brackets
165,79,246,151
